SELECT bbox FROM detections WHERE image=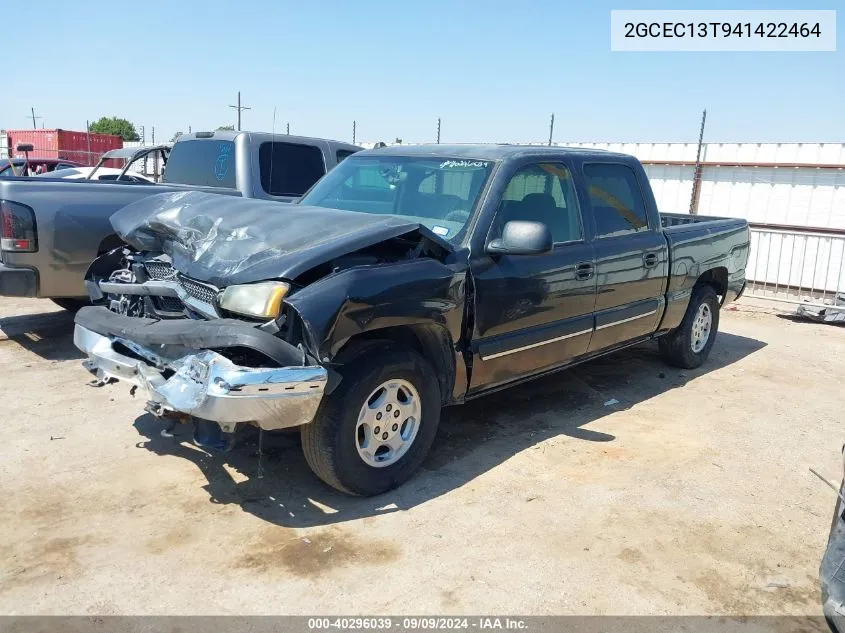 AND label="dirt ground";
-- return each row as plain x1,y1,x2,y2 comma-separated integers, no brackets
0,295,841,616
